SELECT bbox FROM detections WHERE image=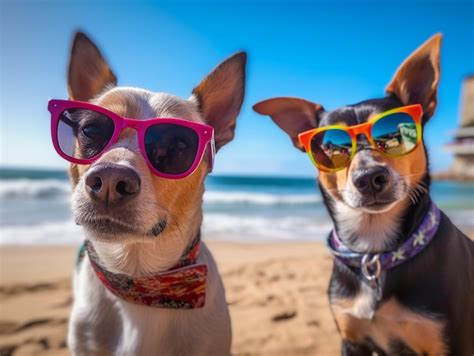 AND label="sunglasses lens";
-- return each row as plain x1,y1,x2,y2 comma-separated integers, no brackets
56,109,115,160
310,129,352,170
144,124,199,175
372,113,418,155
